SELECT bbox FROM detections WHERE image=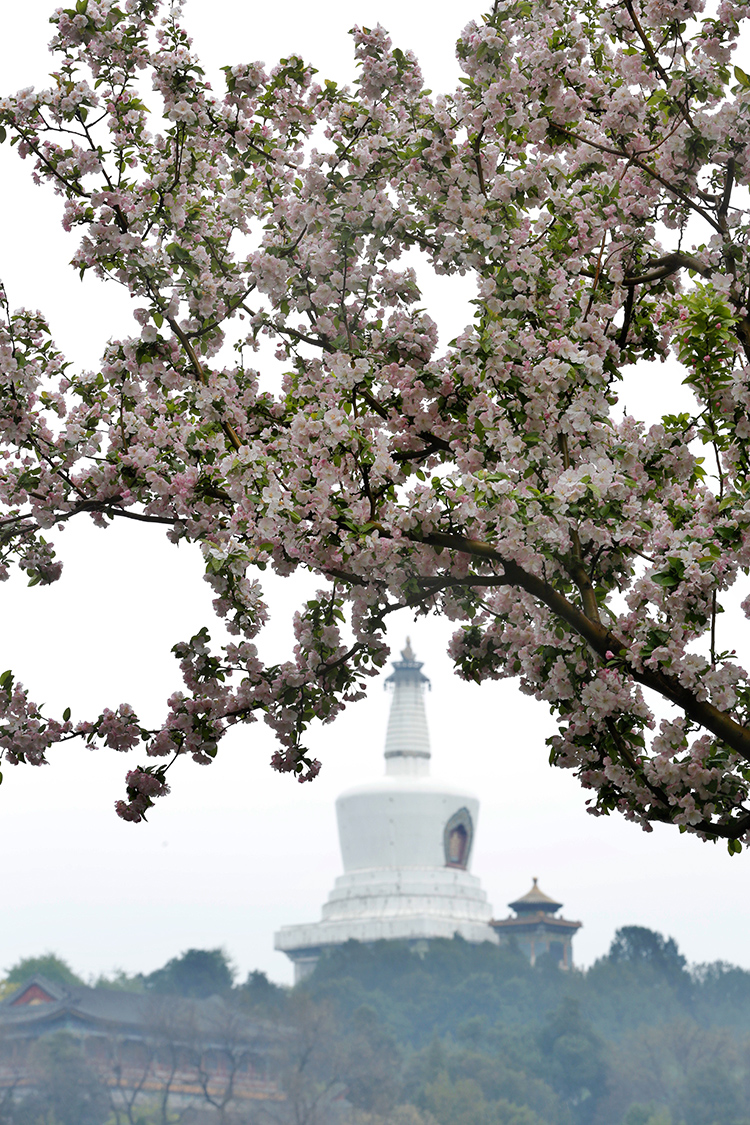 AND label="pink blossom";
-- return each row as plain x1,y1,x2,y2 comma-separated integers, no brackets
0,0,749,847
